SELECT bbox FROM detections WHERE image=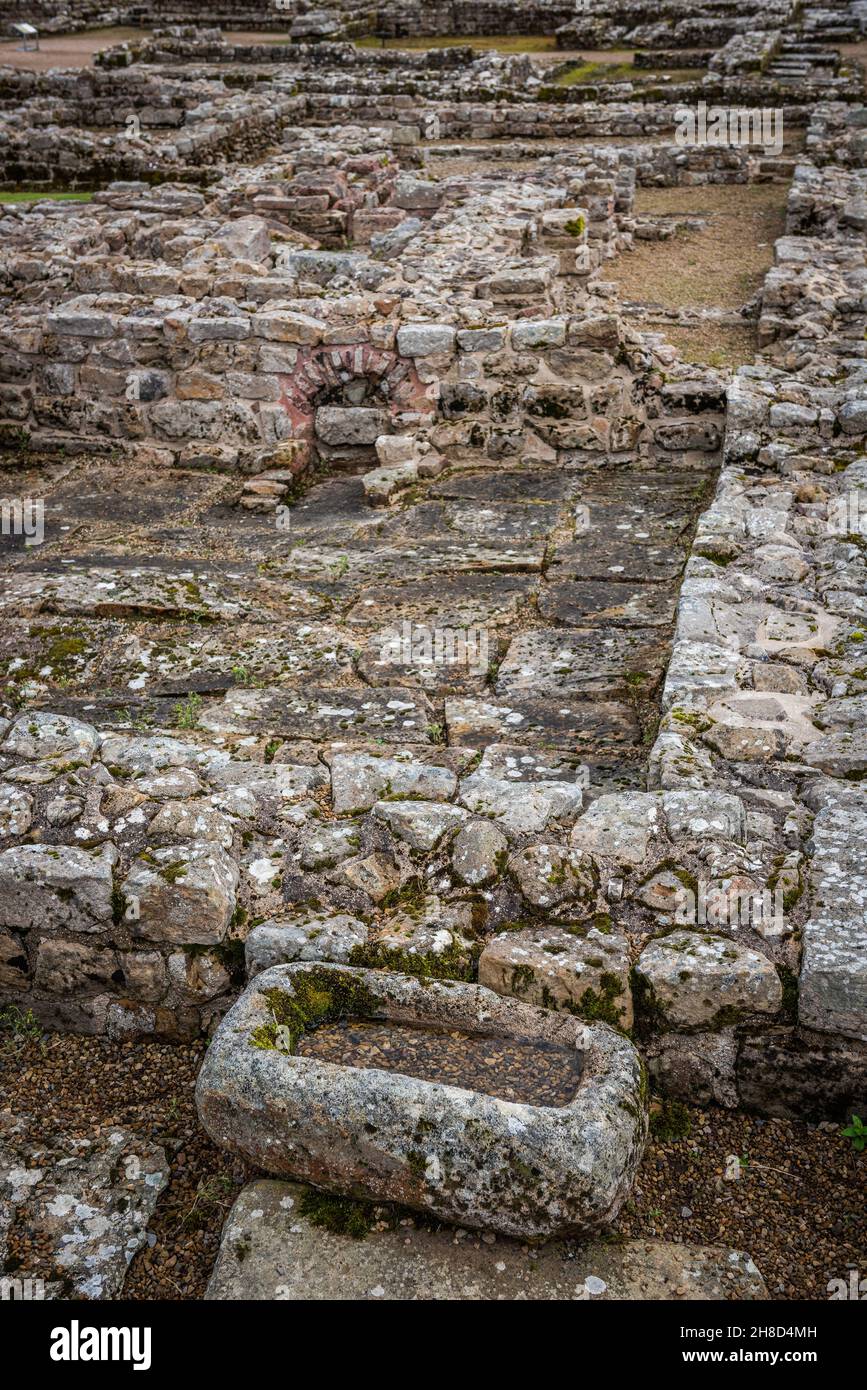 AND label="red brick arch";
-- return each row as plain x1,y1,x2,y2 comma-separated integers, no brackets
277,342,430,449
